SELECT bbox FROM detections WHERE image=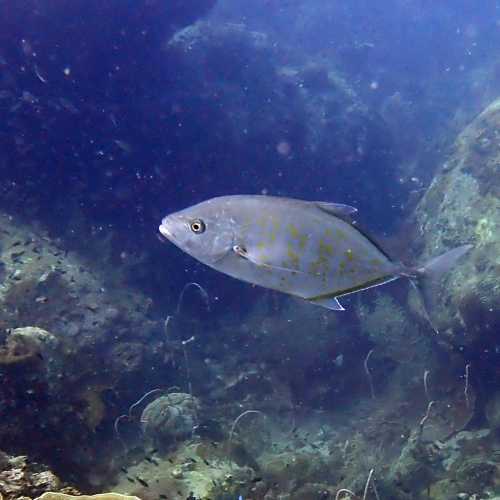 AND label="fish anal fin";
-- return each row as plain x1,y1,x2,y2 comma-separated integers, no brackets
314,202,358,219
307,295,345,311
